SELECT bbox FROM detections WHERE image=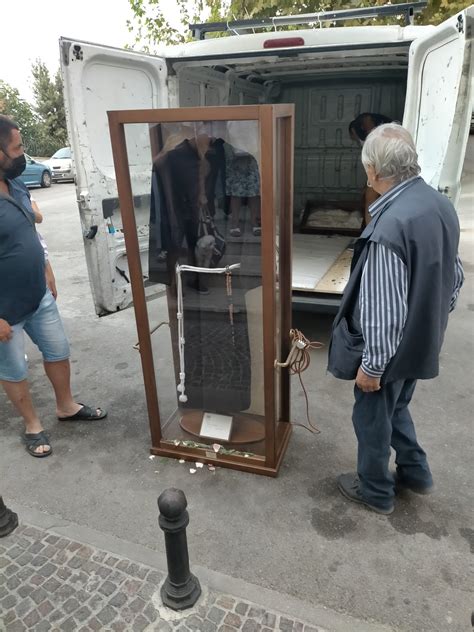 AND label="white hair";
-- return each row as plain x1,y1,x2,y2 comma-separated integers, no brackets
361,123,421,183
